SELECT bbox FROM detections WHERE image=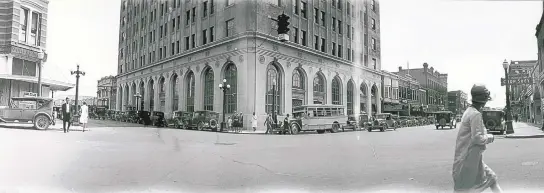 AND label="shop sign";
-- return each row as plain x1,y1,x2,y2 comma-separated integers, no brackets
384,104,403,111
